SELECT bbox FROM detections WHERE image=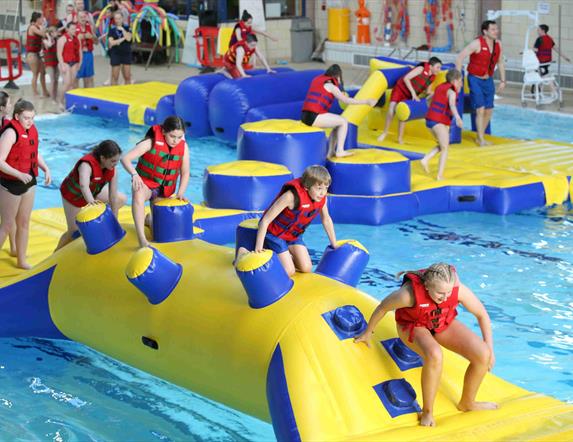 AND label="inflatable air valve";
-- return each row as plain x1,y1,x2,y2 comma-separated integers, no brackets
235,250,294,309
315,240,369,287
75,203,126,254
152,198,194,243
126,247,183,305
